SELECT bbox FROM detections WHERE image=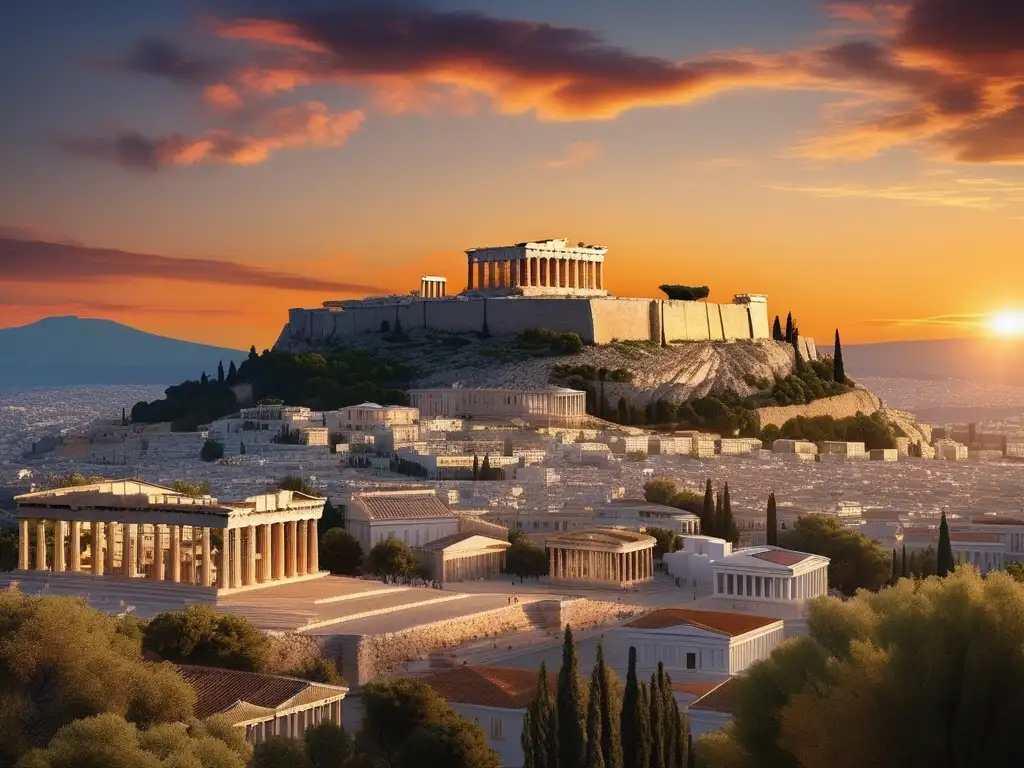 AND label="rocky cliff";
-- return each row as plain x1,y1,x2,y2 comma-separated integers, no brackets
756,388,882,429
